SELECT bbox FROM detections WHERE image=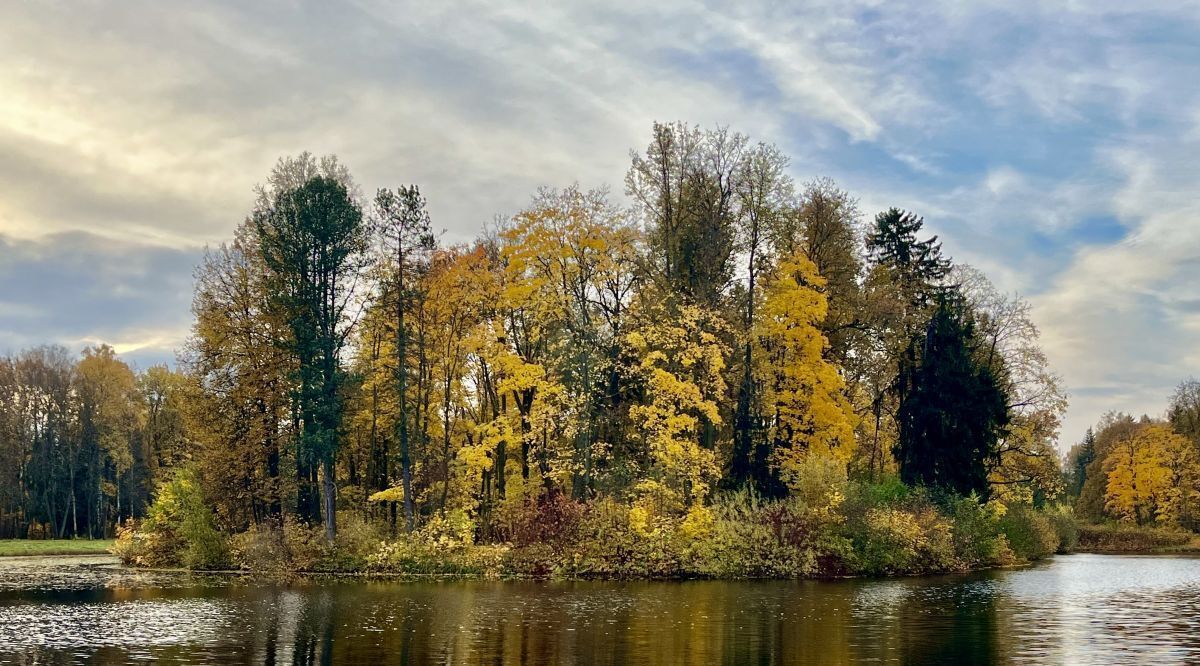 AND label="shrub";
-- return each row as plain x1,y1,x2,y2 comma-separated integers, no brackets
848,505,955,575
501,491,585,547
998,504,1058,561
949,496,1011,568
567,498,681,578
689,491,836,578
115,466,230,569
1044,505,1079,554
1076,523,1193,552
365,509,506,576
